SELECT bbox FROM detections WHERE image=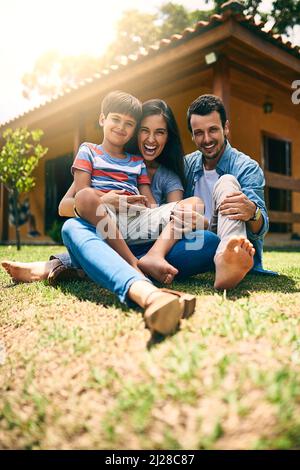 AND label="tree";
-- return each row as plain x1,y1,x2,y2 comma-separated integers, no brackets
0,128,48,250
104,3,213,62
271,0,300,35
214,0,261,14
159,2,191,37
22,50,104,100
214,0,300,32
104,10,159,64
22,1,300,100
